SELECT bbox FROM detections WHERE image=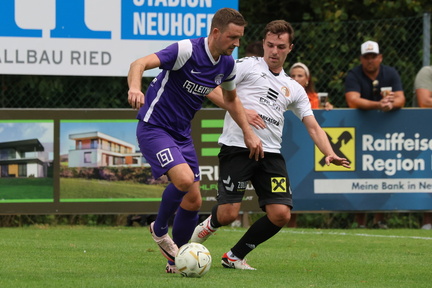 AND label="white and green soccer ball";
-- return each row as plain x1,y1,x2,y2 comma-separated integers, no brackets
175,243,212,277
